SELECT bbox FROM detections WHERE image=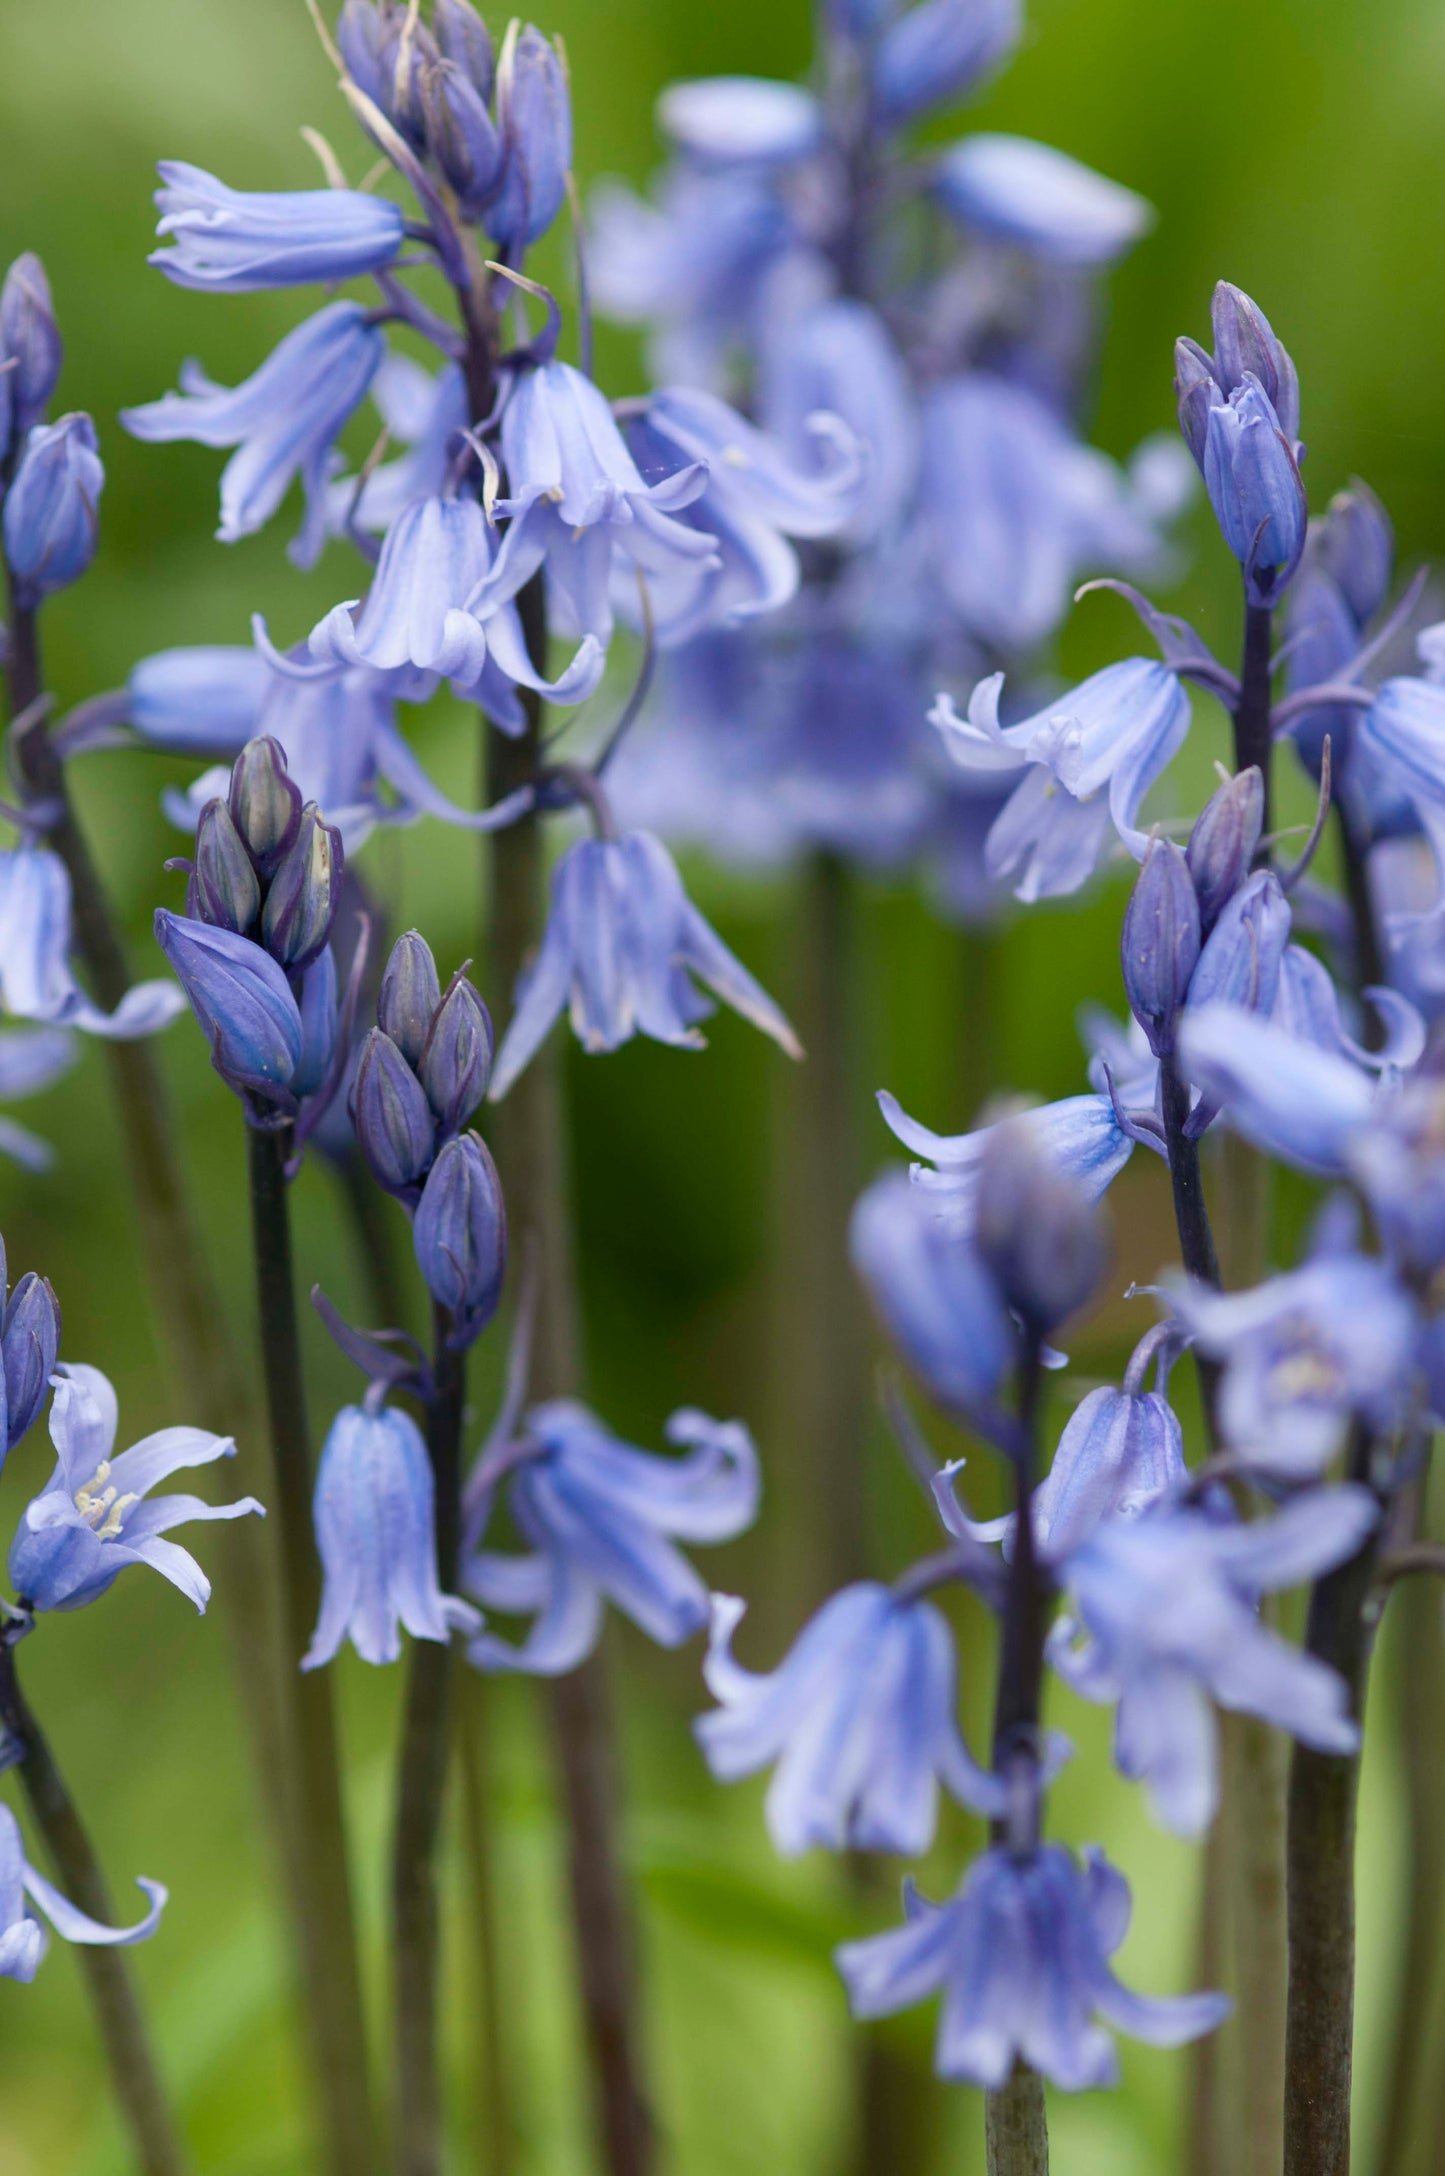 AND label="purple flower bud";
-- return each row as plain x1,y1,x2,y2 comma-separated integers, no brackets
418,974,493,1134
1186,869,1290,1017
261,802,342,972
2,1264,61,1461
1315,481,1392,628
228,737,303,875
1172,337,1217,470
974,1120,1110,1332
1203,379,1308,608
191,799,260,934
295,947,339,1100
871,0,1021,128
378,931,442,1069
1186,768,1264,934
383,15,440,150
3,414,103,606
1211,282,1300,443
424,58,505,216
336,0,392,109
1122,840,1200,1058
353,1027,436,1200
0,254,62,442
486,23,571,250
154,911,303,1102
413,1132,506,1345
434,0,495,96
